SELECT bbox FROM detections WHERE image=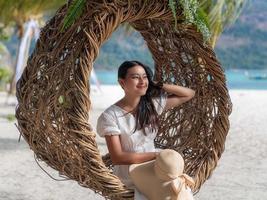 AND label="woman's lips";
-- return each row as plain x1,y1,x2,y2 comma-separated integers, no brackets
136,86,147,89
